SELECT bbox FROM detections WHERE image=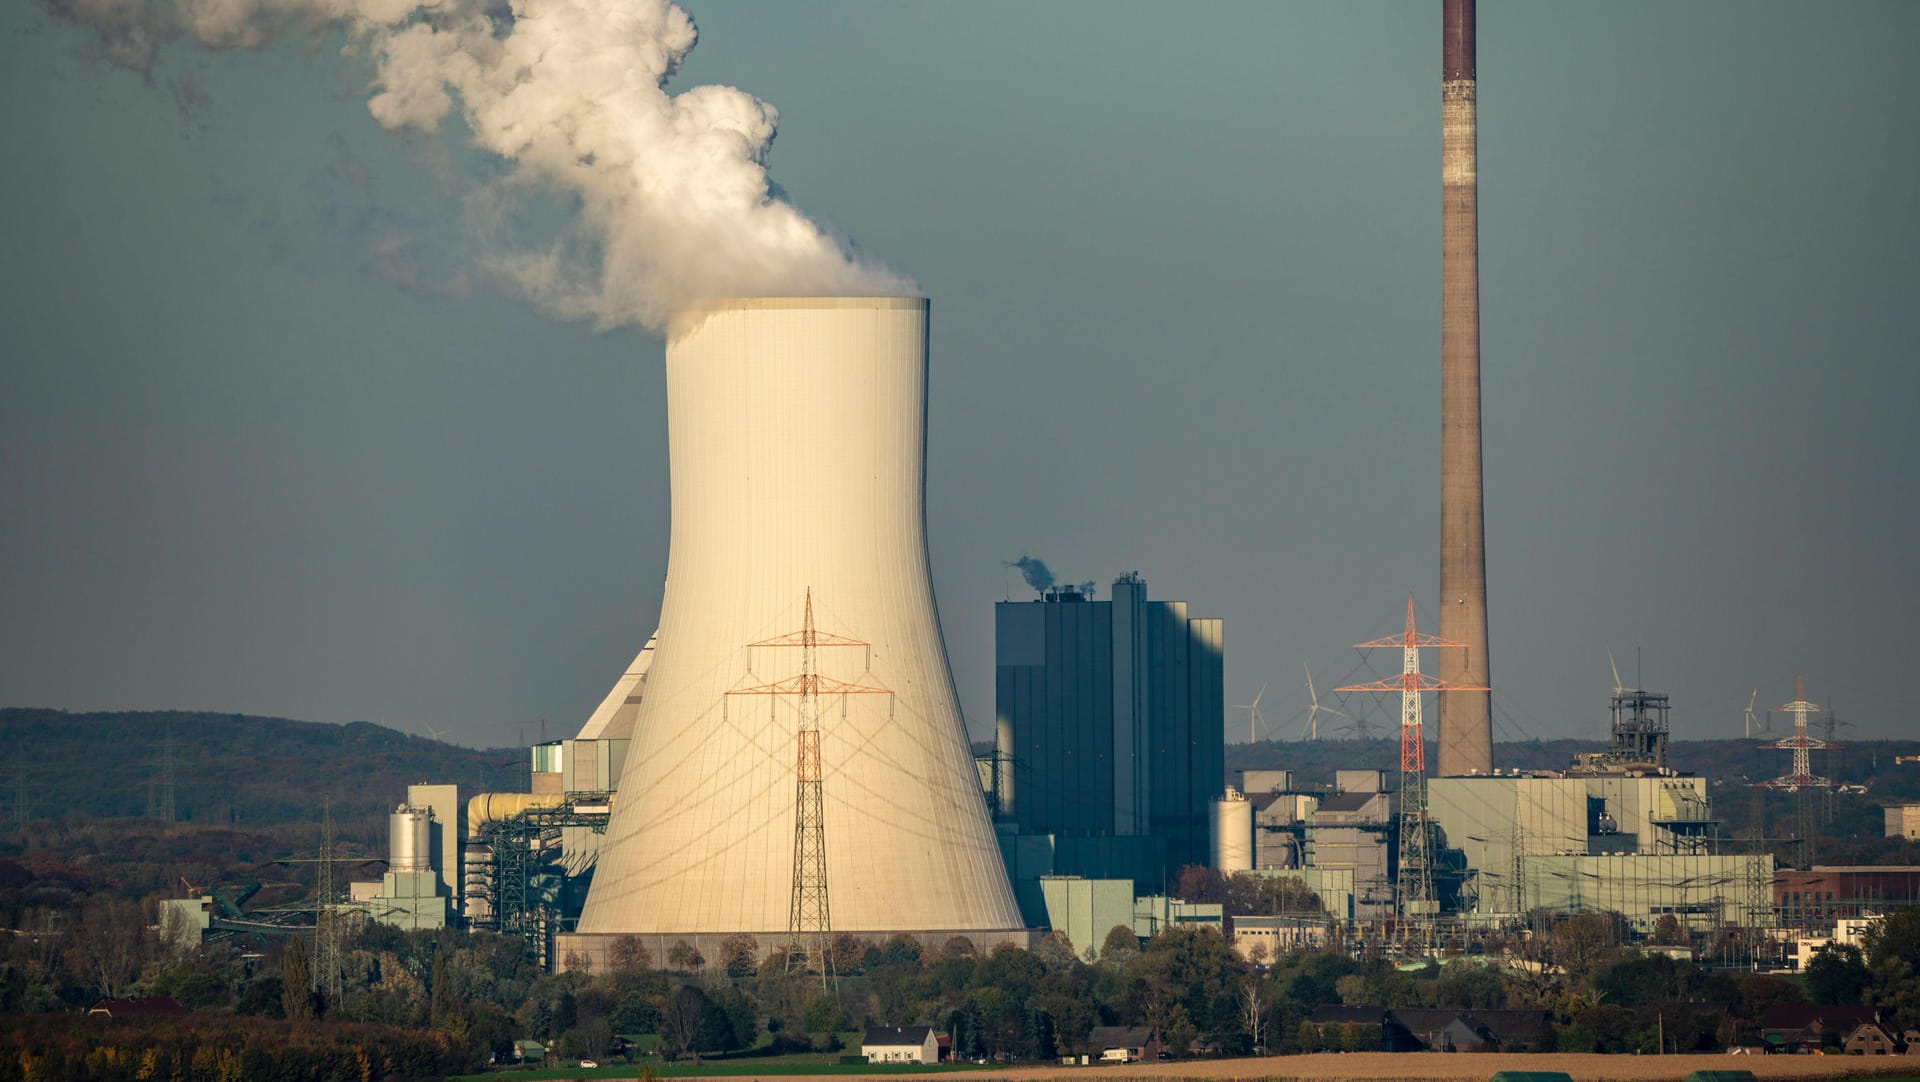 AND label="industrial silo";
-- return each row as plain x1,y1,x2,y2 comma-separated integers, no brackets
575,298,1024,951
390,804,432,874
1210,788,1254,874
